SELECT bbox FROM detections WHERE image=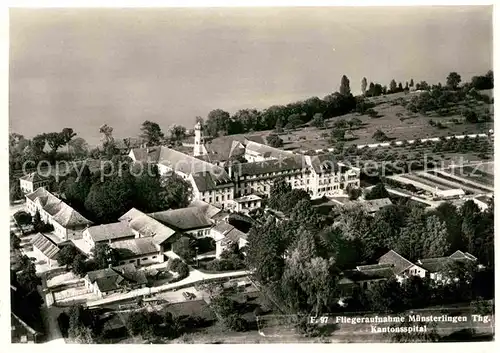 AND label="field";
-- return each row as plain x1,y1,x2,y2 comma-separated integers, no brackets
203,90,493,154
